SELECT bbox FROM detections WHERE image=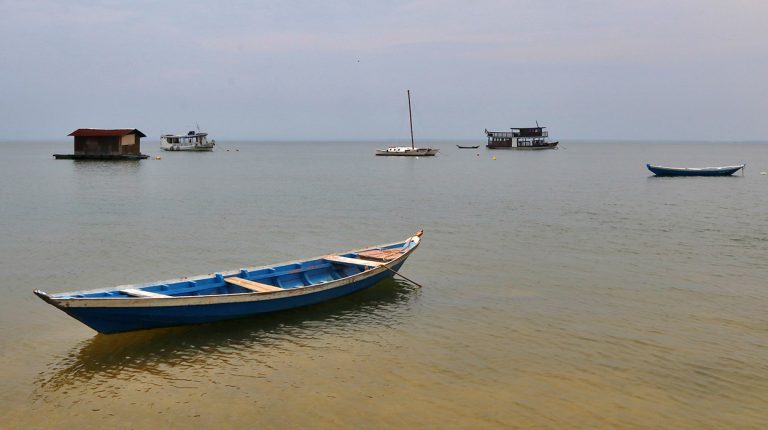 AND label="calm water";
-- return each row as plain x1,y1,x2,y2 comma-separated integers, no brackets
1,140,767,429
